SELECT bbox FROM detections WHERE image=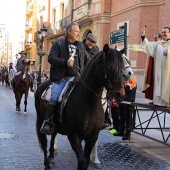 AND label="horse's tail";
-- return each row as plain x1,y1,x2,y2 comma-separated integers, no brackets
35,80,51,149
